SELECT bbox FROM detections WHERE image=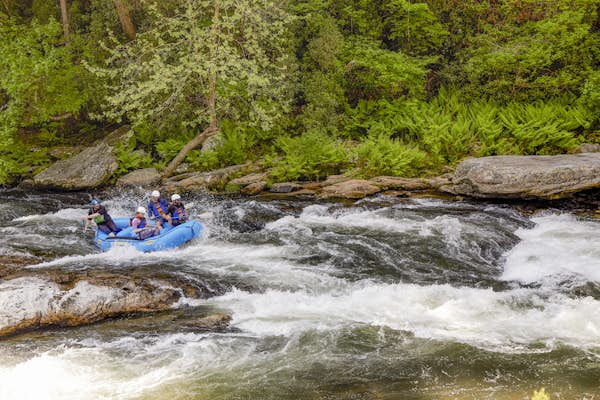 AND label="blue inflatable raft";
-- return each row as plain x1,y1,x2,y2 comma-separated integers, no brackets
93,217,202,252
